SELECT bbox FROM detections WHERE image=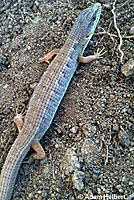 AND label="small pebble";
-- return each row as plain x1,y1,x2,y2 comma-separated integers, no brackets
60,149,80,175
70,126,78,134
97,187,101,194
27,45,31,50
126,193,134,200
118,129,130,147
104,4,112,11
93,169,100,176
29,193,33,198
113,124,119,131
129,26,134,35
128,181,133,186
121,59,134,77
72,170,85,191
35,1,39,7
30,82,38,89
122,108,128,112
115,185,124,193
